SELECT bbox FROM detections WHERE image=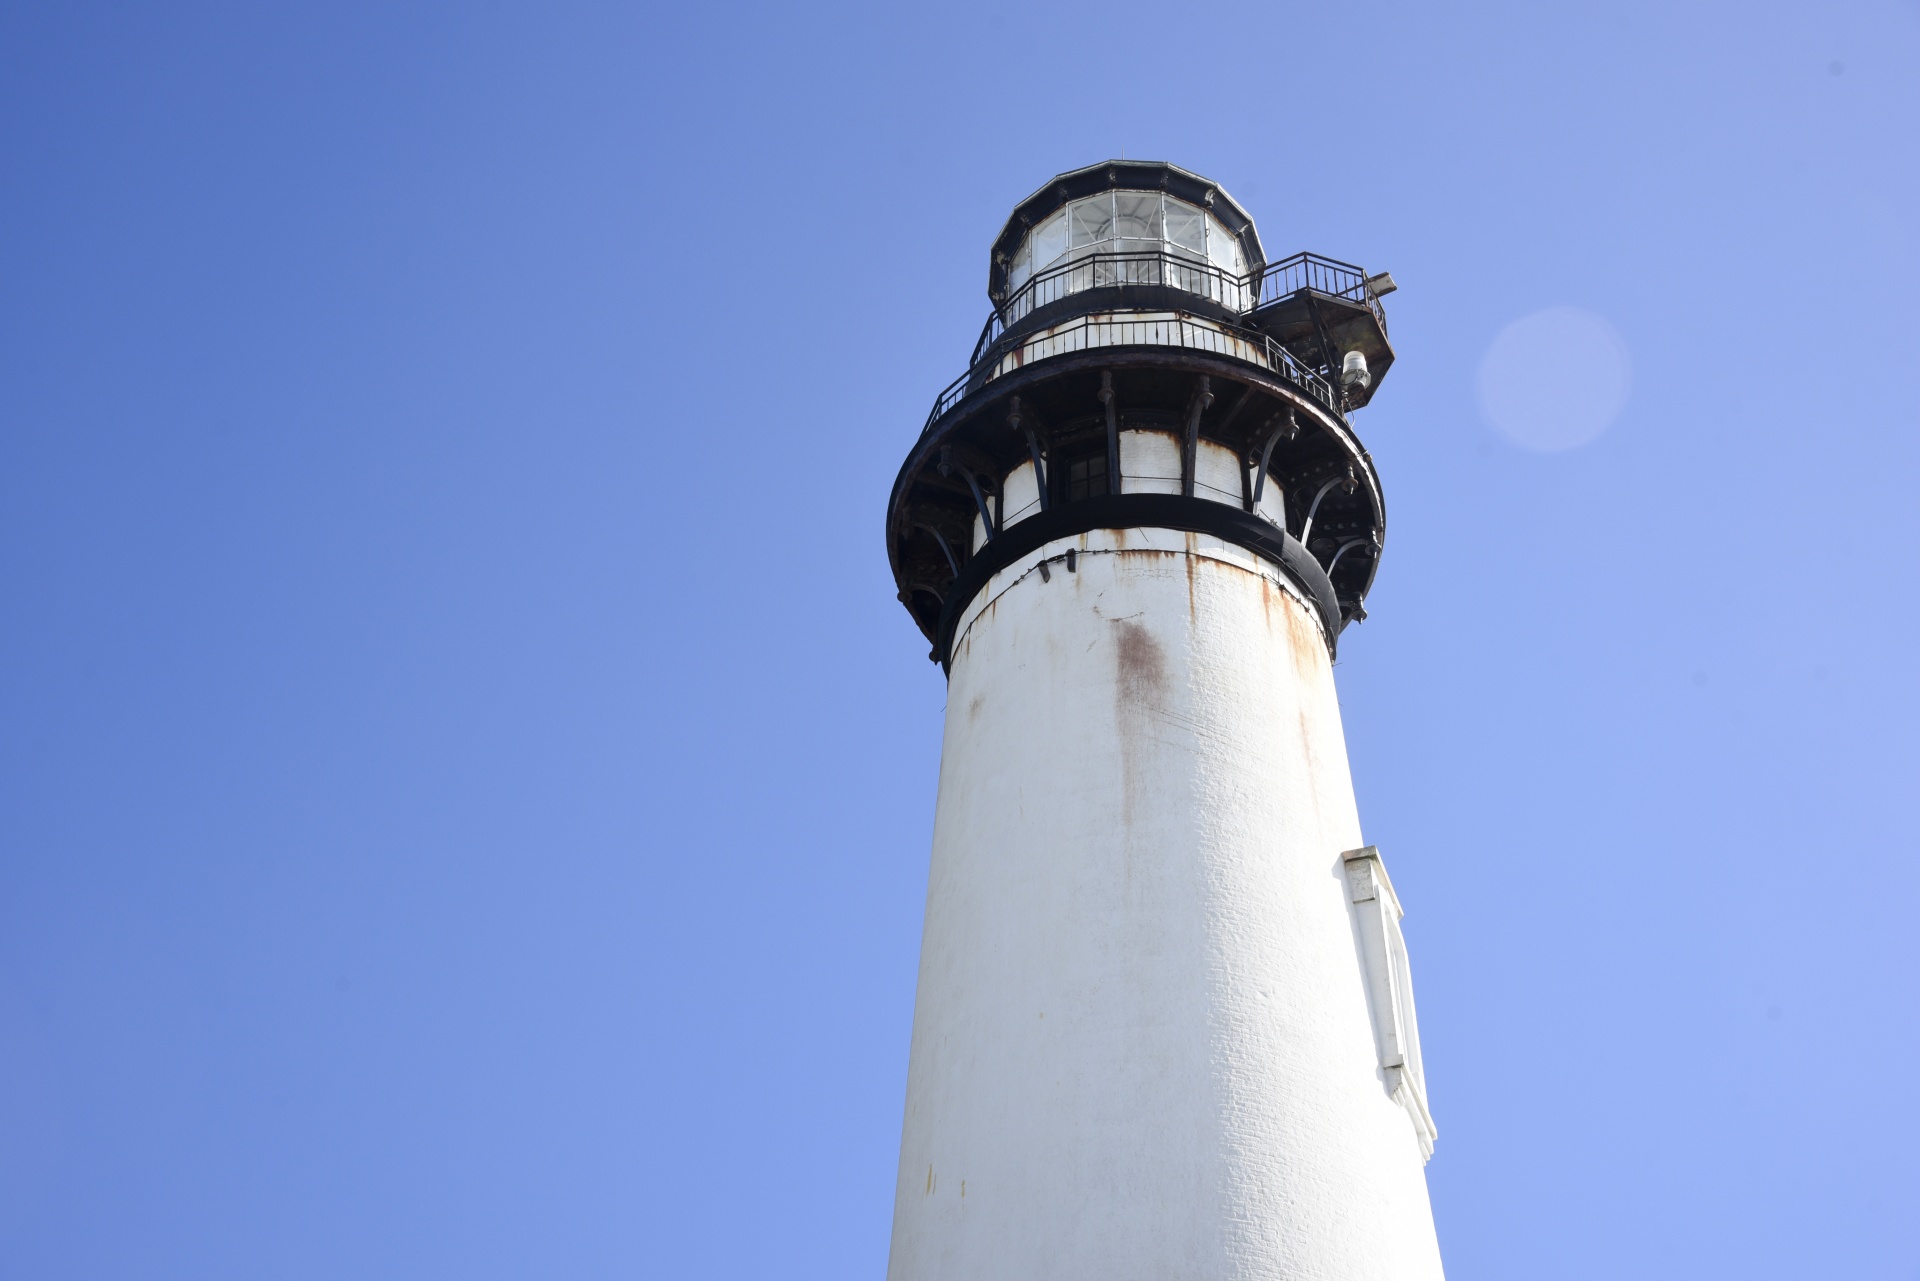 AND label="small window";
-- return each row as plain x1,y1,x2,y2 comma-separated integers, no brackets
1066,453,1109,501
1344,845,1437,1162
